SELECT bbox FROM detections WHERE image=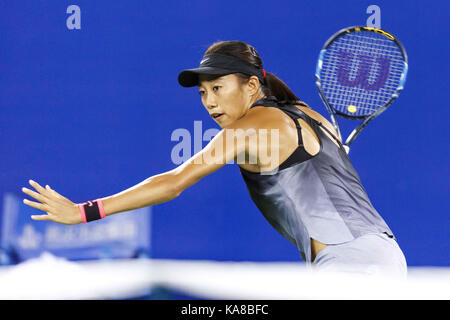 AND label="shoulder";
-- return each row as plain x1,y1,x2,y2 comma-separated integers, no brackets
294,105,342,143
228,105,296,132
